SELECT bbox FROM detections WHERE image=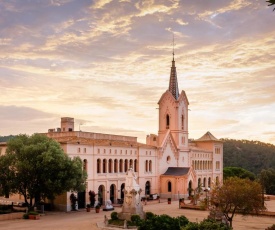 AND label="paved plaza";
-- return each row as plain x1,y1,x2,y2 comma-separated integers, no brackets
0,200,275,230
